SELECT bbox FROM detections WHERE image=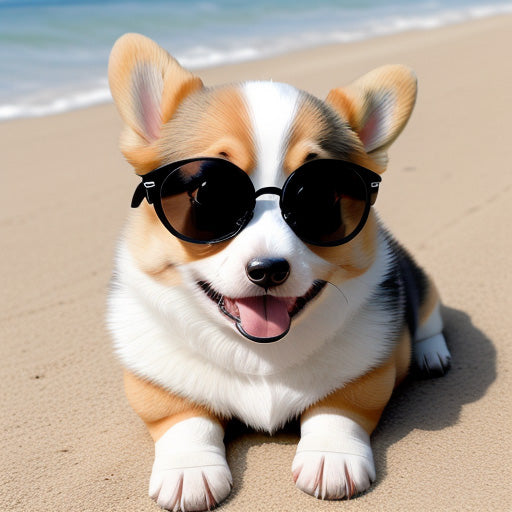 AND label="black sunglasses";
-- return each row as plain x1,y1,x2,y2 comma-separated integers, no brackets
131,157,381,246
